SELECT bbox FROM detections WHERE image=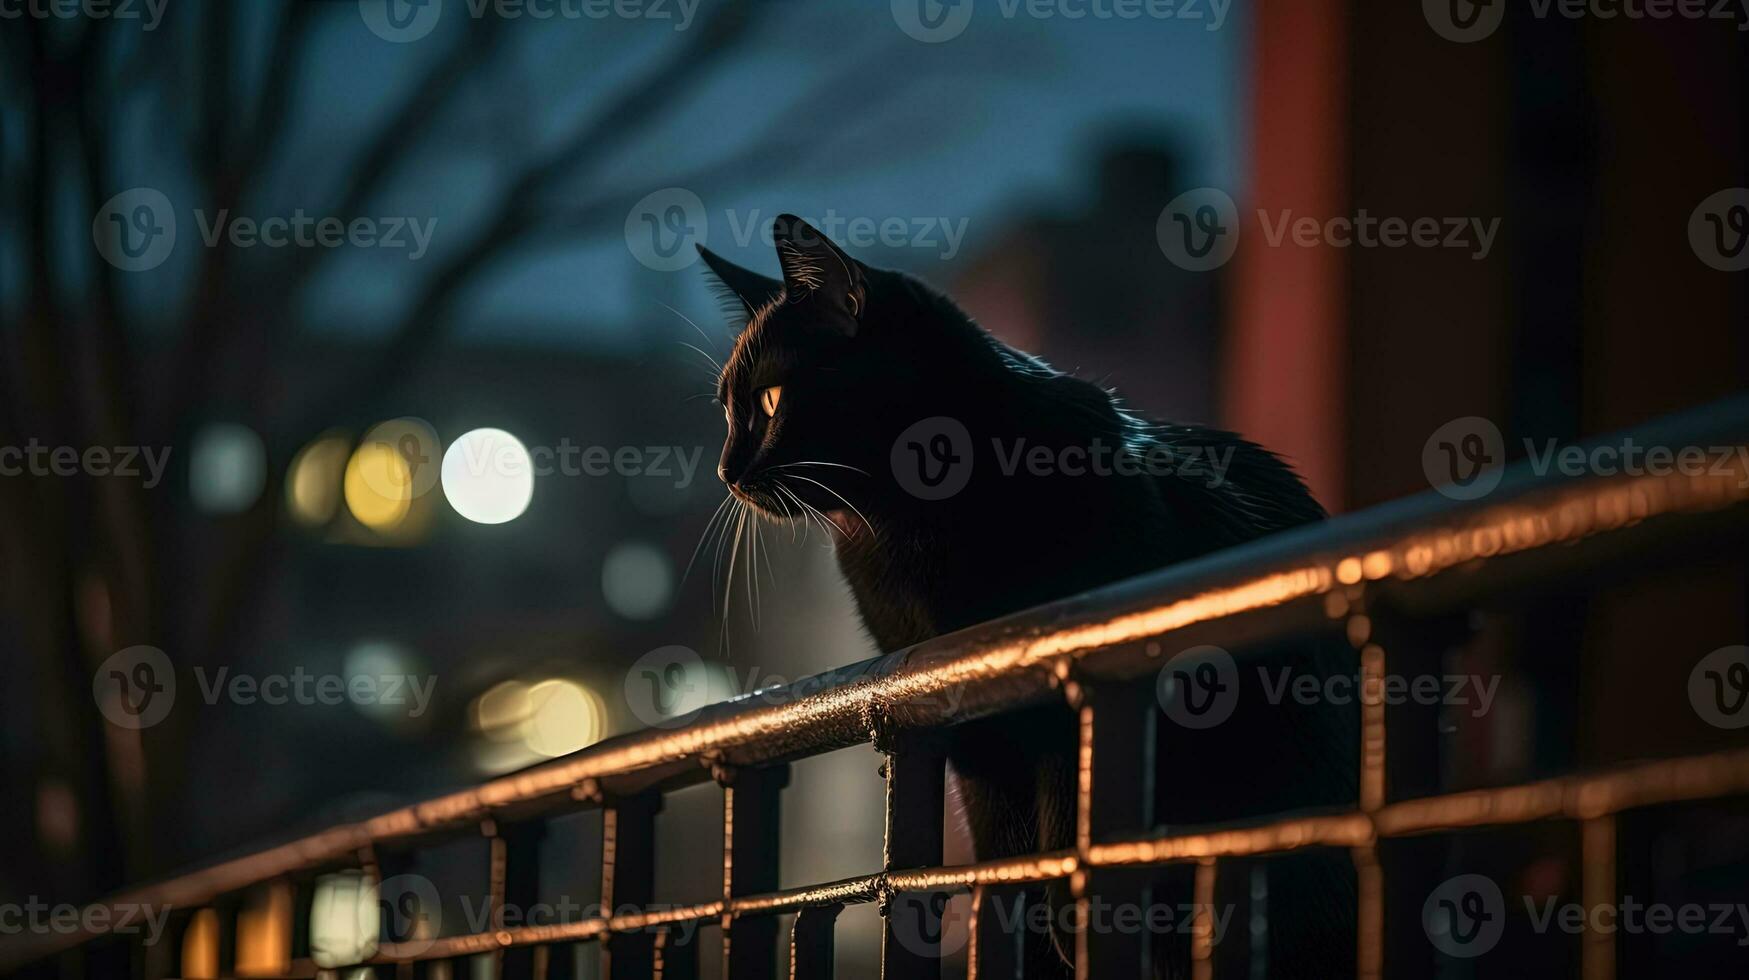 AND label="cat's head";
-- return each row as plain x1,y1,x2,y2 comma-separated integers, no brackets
701,214,968,530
